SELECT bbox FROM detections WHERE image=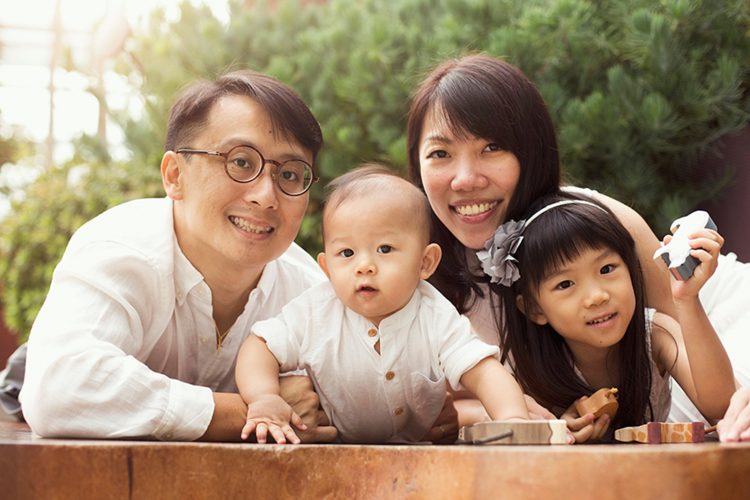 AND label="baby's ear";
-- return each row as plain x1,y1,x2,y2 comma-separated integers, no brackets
419,243,442,280
515,295,548,326
316,252,331,279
